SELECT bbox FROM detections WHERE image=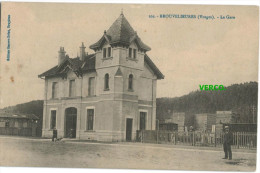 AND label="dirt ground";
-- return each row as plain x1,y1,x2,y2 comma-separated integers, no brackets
0,136,256,171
